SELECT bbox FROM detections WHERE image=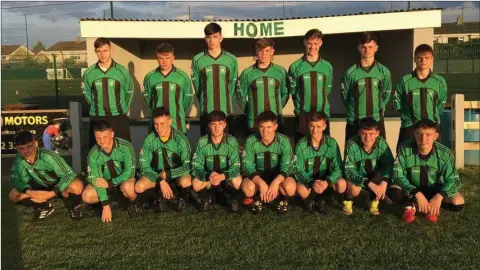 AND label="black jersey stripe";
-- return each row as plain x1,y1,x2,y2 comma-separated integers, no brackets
365,78,373,118
151,151,159,171
213,65,221,111
102,78,111,116
264,152,271,171
354,82,360,120
432,90,439,122
299,75,305,111
161,148,171,170
313,156,321,177
251,80,259,123
201,68,208,113
162,81,170,109
420,165,429,188
213,155,221,172
420,88,428,120
274,79,281,115
174,84,182,131
310,71,318,112
106,160,119,178
321,73,326,112
114,80,123,115
92,82,99,115
263,77,271,112
225,67,231,115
